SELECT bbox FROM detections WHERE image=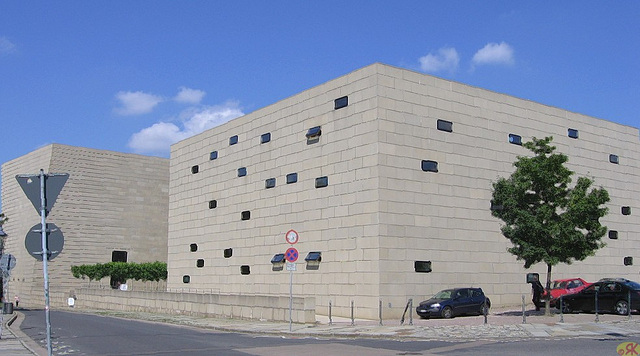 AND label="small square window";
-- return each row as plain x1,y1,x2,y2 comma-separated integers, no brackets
238,167,247,177
224,248,233,258
421,160,438,172
624,257,633,266
229,135,238,145
568,129,579,139
610,154,619,164
271,253,285,263
191,165,199,174
315,176,328,188
241,210,251,220
305,251,322,270
190,243,198,252
622,206,631,215
261,132,271,144
196,259,205,268
209,200,217,209
306,126,321,138
210,151,218,160
112,250,128,262
437,119,453,133
334,96,348,109
609,230,618,239
414,261,432,273
240,265,250,275
508,134,522,145
286,173,298,184
265,178,276,189
182,275,191,283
